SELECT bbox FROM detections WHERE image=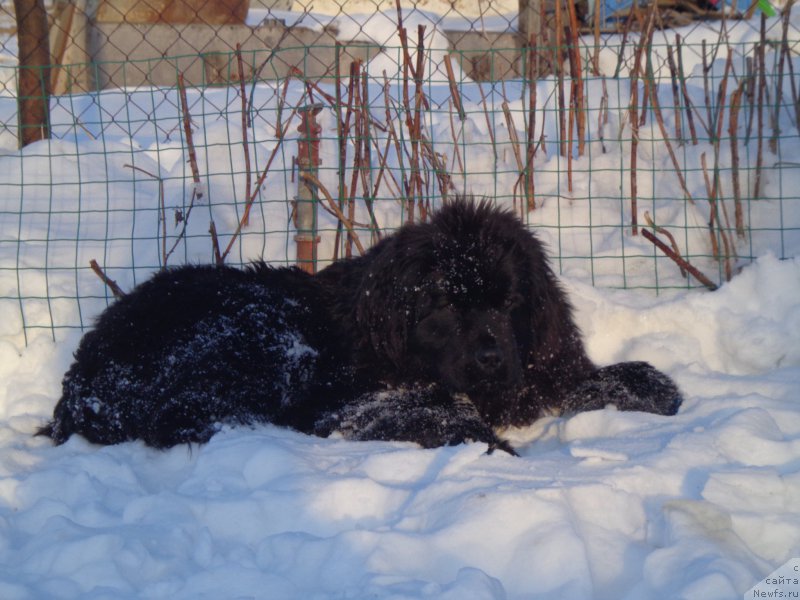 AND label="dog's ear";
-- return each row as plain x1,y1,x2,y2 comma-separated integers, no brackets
354,236,428,371
515,230,594,375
